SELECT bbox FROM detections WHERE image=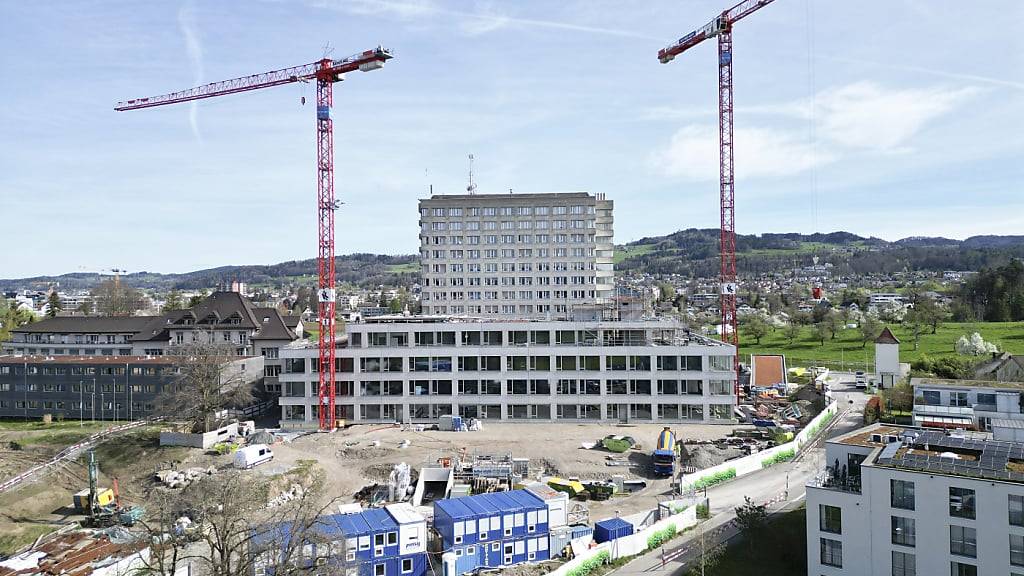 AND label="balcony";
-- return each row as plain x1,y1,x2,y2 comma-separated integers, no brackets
808,469,862,494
